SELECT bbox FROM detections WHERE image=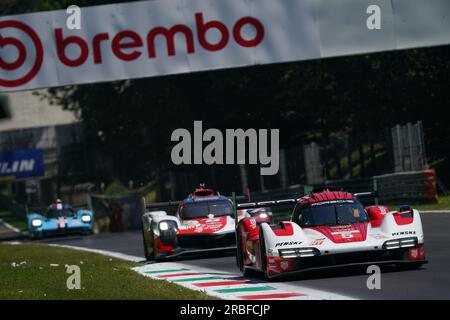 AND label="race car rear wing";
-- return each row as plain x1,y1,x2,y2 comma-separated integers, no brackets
354,191,378,199
145,200,181,210
236,198,299,210
144,195,247,210
235,191,378,210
